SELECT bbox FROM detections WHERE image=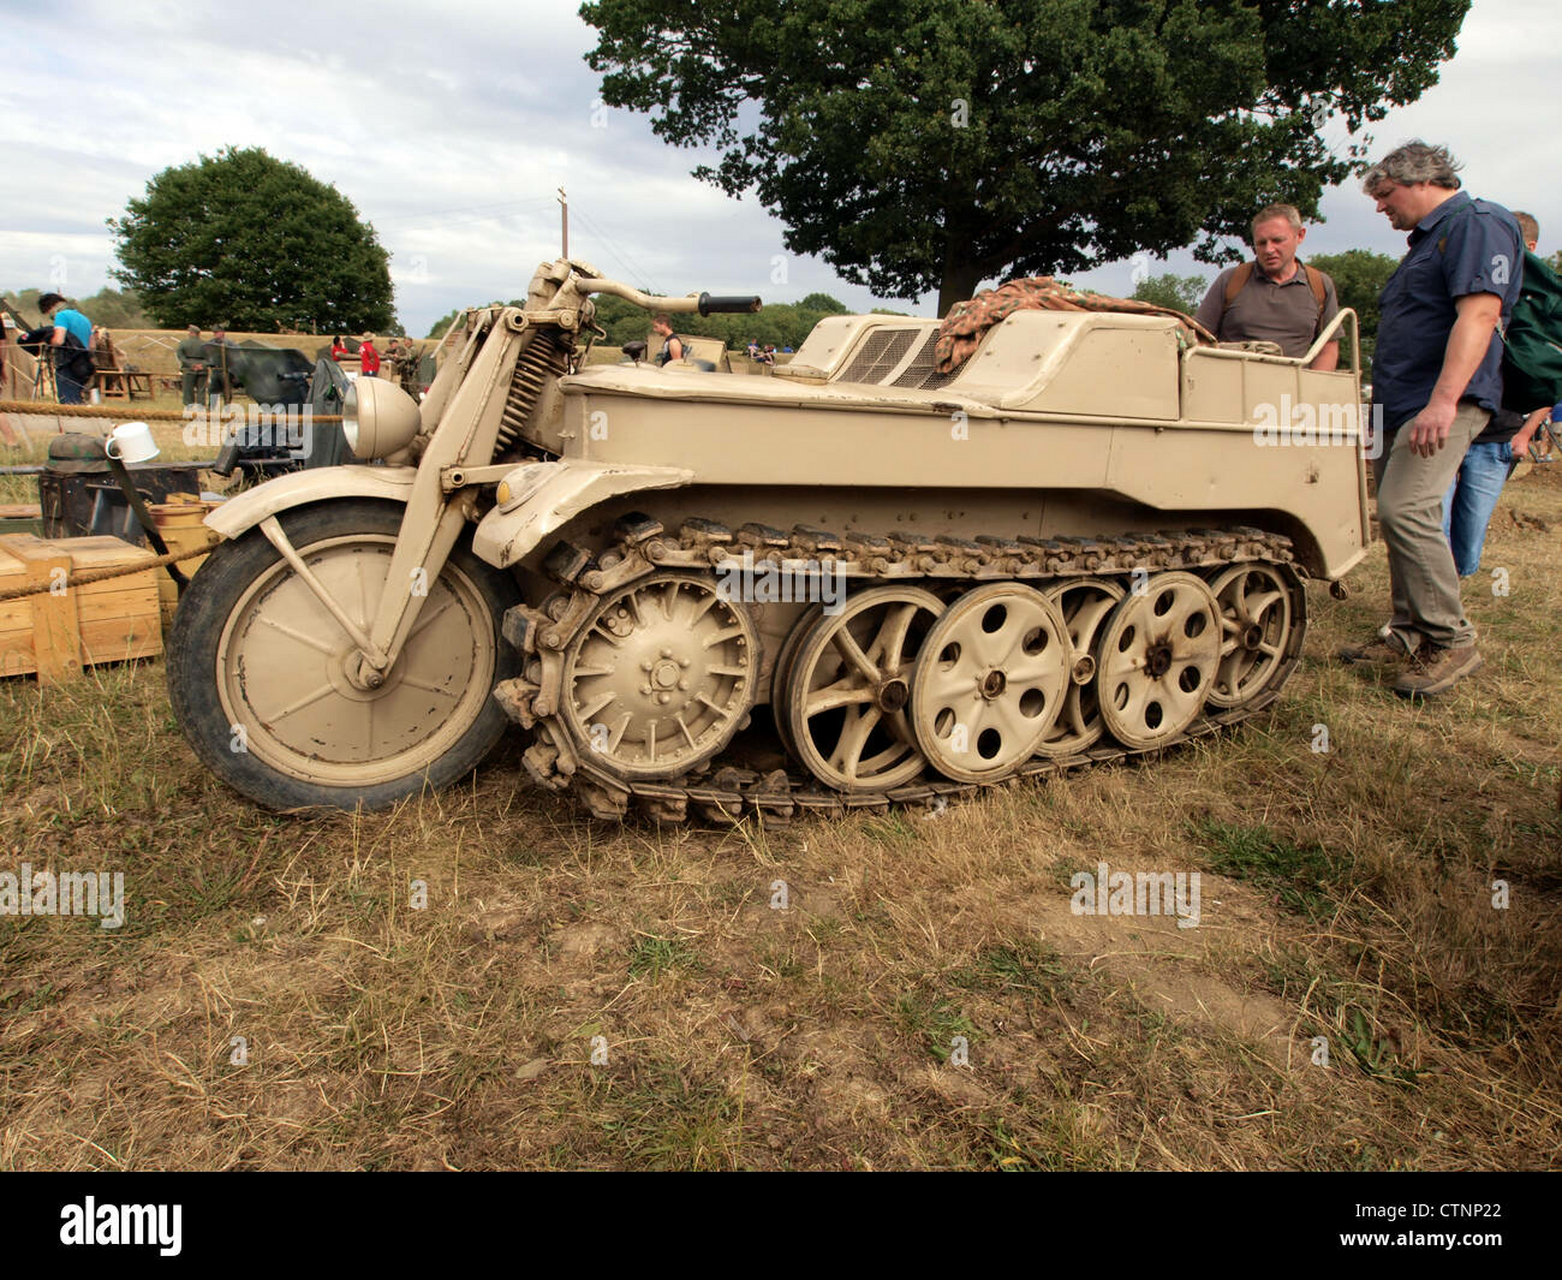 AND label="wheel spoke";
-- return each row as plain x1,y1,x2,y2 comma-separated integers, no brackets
829,705,882,779
875,602,919,670
268,681,336,723
256,614,337,656
1245,586,1283,614
832,625,880,683
398,674,459,699
804,679,877,717
355,554,373,631
406,598,453,642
